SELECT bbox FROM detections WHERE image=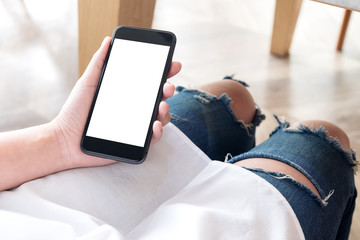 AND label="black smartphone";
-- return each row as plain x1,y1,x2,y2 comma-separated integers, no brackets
81,26,176,164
